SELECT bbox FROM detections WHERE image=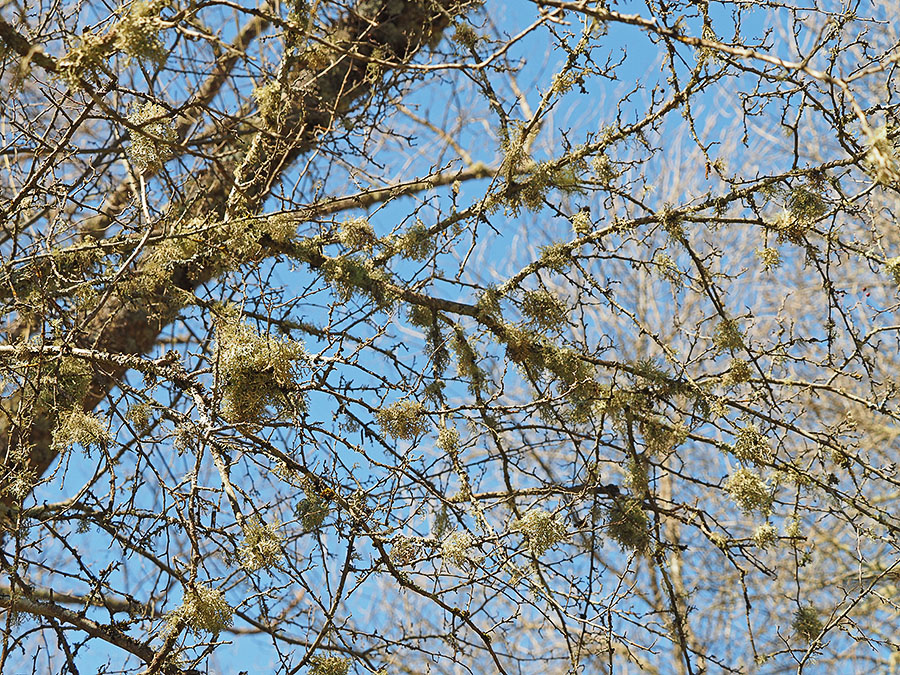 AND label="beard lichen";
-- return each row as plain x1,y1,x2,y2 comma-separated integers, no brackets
376,399,429,440
724,468,773,515
238,517,284,572
51,408,111,456
215,317,307,424
162,584,233,639
606,498,651,554
127,102,177,173
513,509,567,557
